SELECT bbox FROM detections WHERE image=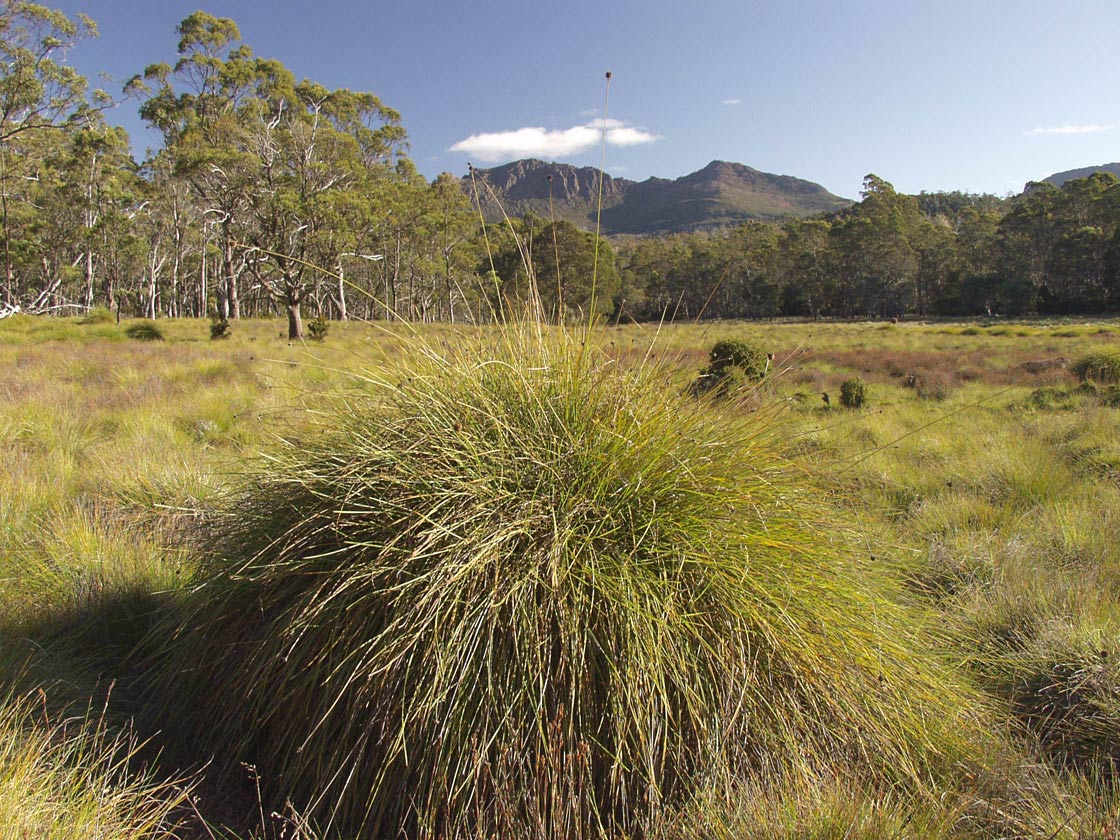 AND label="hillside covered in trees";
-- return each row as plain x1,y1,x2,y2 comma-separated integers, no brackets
3,2,1120,334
